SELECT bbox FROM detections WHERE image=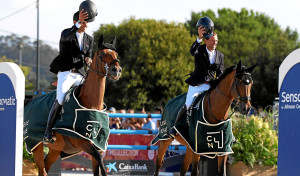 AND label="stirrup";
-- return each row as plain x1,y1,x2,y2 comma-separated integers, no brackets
43,133,57,144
